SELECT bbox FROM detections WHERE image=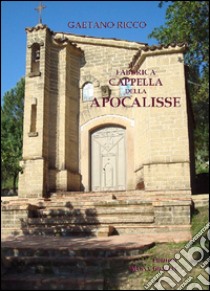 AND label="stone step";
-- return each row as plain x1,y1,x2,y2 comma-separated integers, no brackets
50,190,191,200
1,190,191,207
112,224,192,242
1,235,155,289
51,190,144,198
2,238,154,258
5,258,102,276
21,219,152,237
24,214,154,225
46,196,149,202
21,225,101,237
5,253,151,274
37,200,153,208
36,206,154,218
27,203,153,217
1,273,104,290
